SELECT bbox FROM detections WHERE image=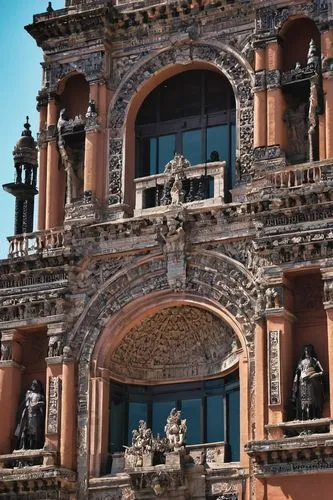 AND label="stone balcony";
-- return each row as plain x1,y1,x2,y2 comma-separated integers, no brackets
7,227,65,259
134,160,226,217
